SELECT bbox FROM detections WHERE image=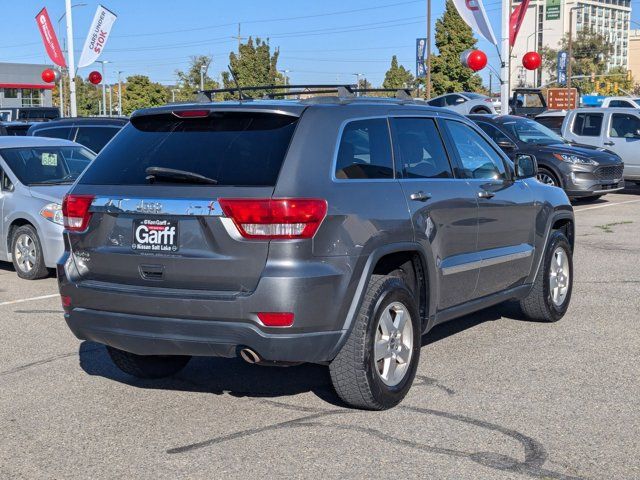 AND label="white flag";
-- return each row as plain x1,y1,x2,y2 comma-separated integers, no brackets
451,0,497,46
78,5,117,68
